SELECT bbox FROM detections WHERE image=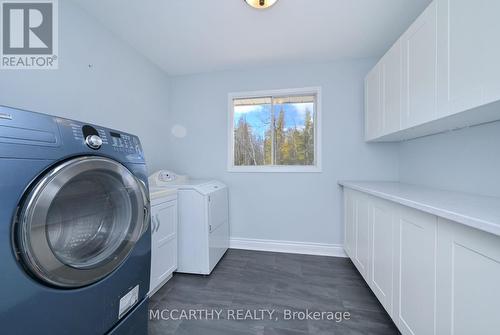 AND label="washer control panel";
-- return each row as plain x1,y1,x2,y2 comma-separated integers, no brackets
55,117,145,163
61,119,143,156
85,134,103,149
109,131,141,154
70,123,110,146
82,125,104,150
